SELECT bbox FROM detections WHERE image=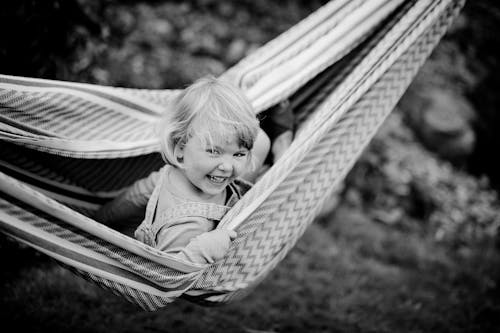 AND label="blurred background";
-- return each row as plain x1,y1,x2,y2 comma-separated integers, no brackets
1,0,499,332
